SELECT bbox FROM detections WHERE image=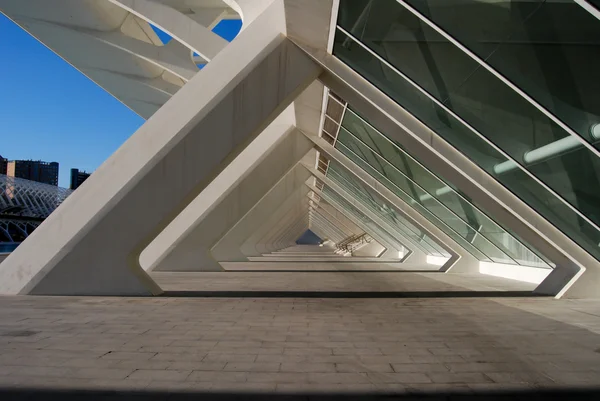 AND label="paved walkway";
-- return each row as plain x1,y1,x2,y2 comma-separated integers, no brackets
1,270,600,394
